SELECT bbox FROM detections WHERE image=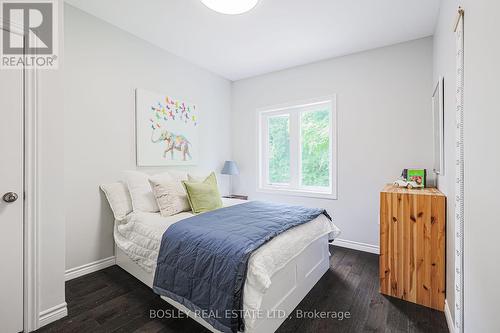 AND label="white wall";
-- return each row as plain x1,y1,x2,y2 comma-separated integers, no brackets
432,0,459,322
231,38,434,248
460,1,500,332
64,5,232,271
434,1,500,331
